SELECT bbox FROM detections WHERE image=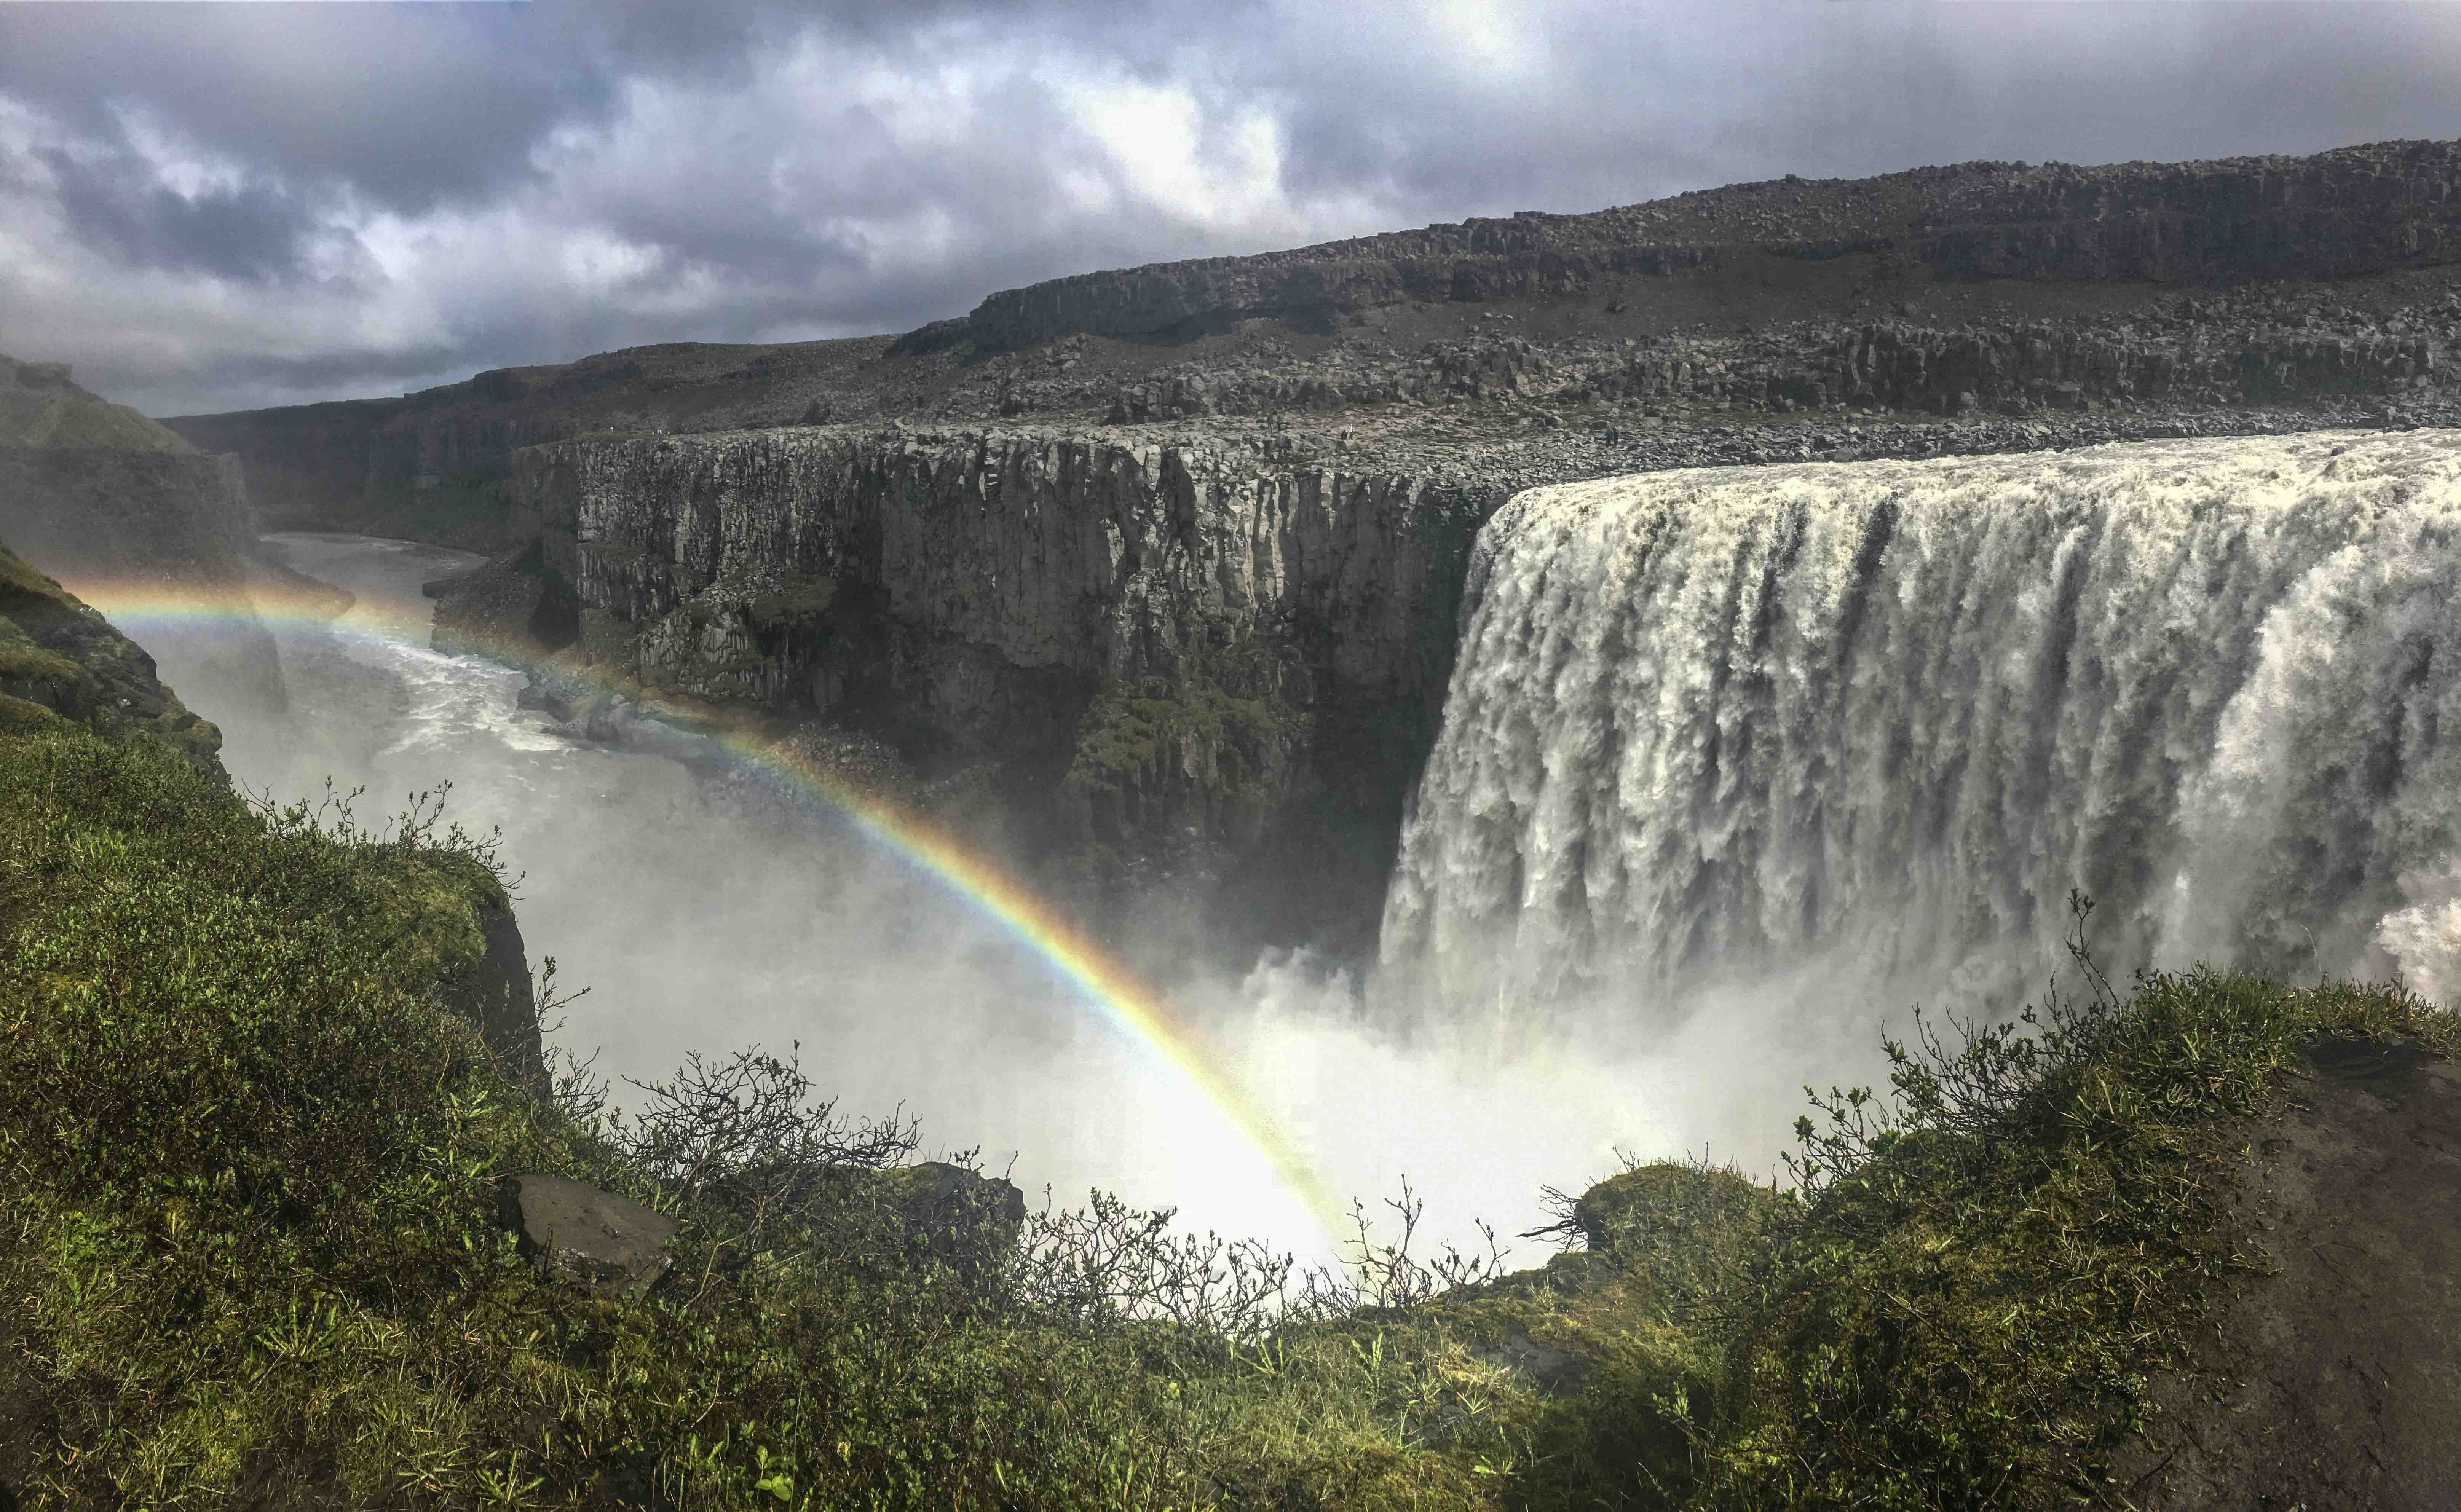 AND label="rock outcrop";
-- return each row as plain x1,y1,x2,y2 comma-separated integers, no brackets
0,353,288,729
441,881,544,1086
0,542,226,777
873,1161,1028,1281
458,426,1486,954
904,139,2461,353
